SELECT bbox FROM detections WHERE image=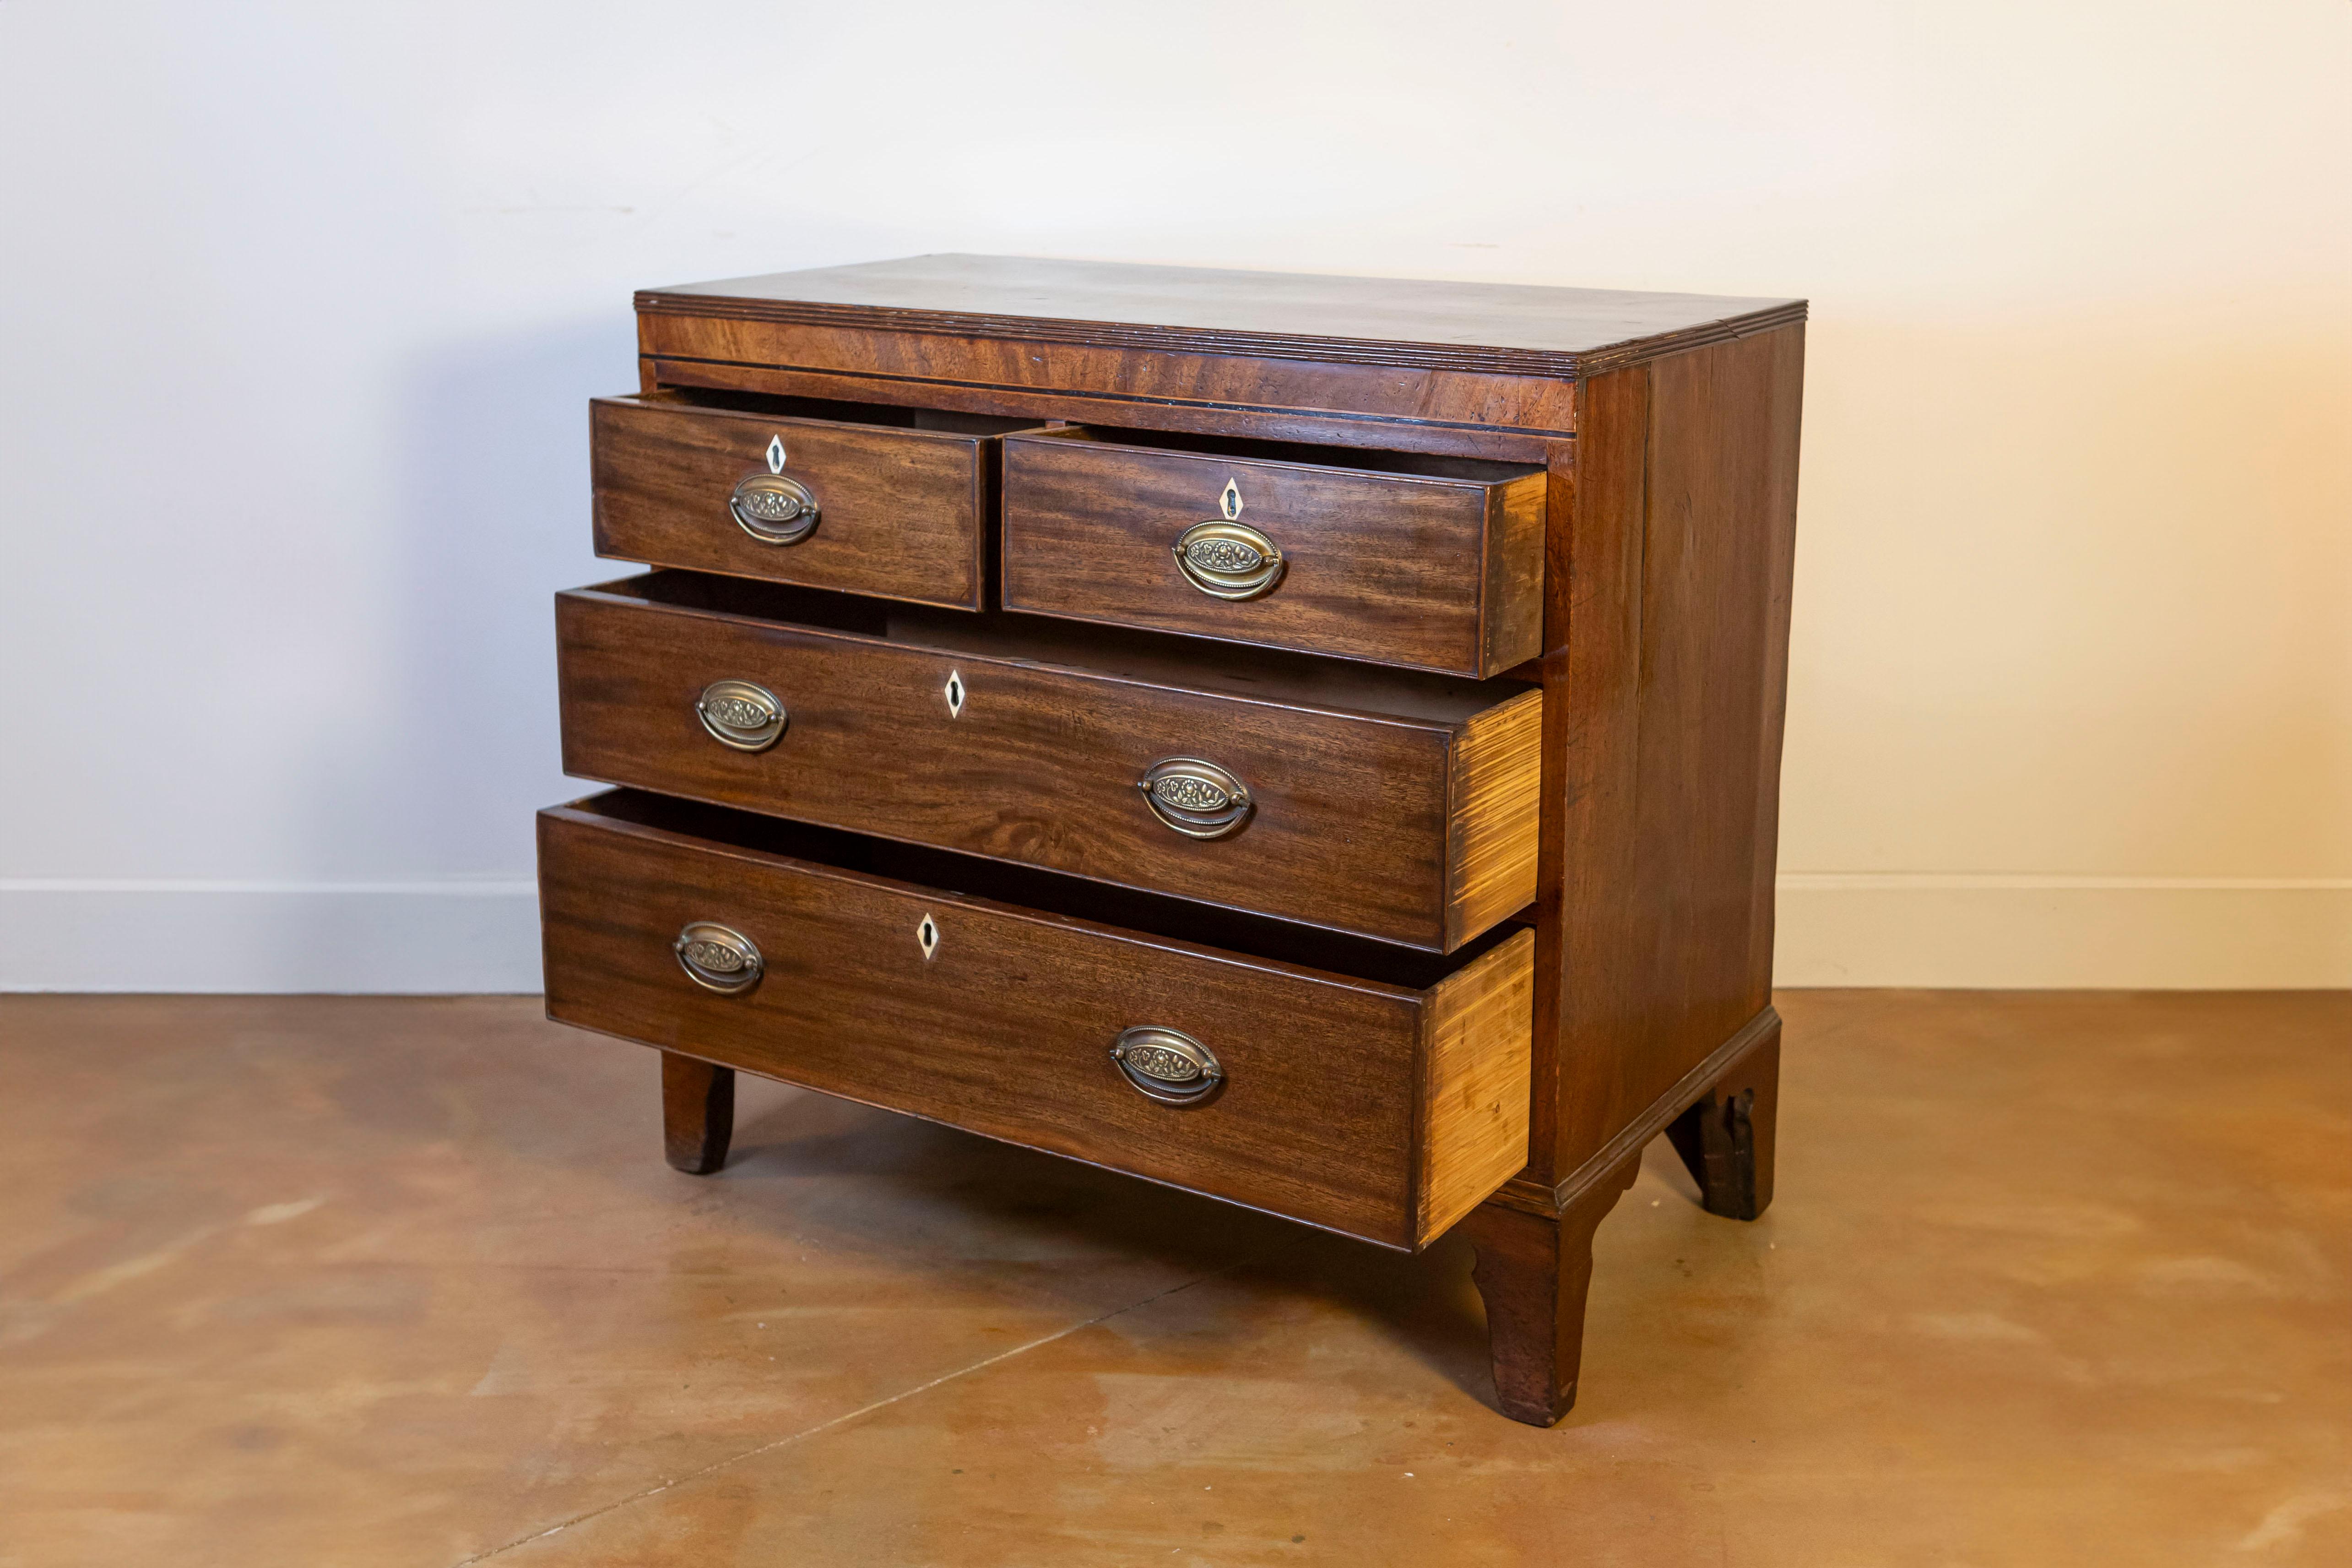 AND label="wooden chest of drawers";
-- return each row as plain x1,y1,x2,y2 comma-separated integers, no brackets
539,254,1805,1425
